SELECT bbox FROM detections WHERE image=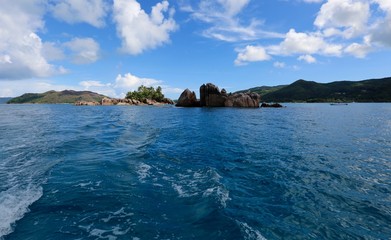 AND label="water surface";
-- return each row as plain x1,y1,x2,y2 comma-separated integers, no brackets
1,103,390,239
